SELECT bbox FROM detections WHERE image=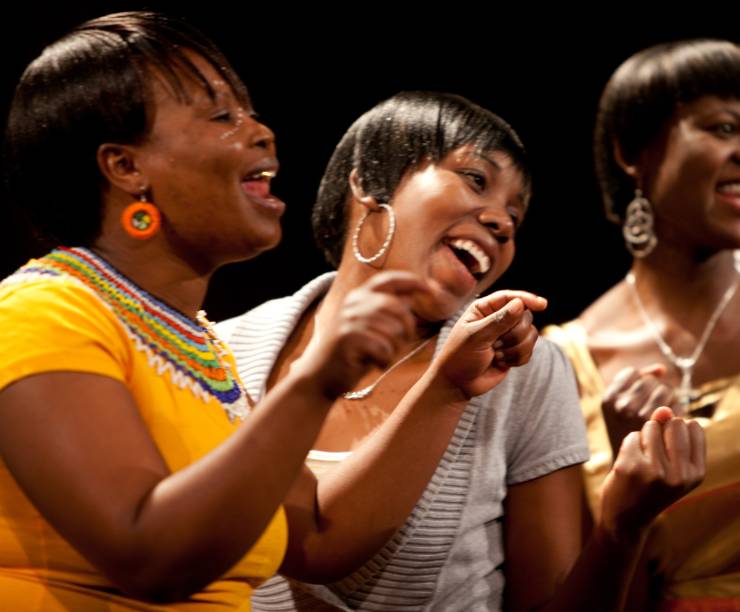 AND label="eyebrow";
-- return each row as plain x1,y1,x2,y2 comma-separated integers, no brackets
471,151,503,171
702,108,740,119
193,85,241,112
692,102,740,121
206,86,231,103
